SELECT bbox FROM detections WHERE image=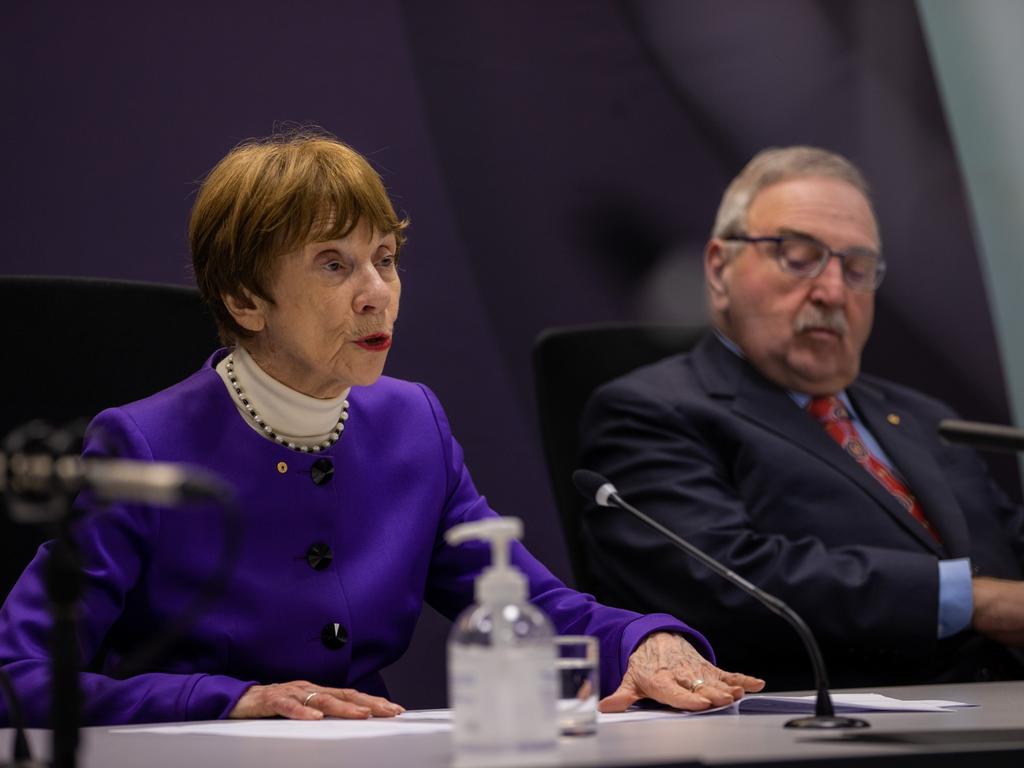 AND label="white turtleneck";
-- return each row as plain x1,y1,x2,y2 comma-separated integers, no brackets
216,345,351,446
